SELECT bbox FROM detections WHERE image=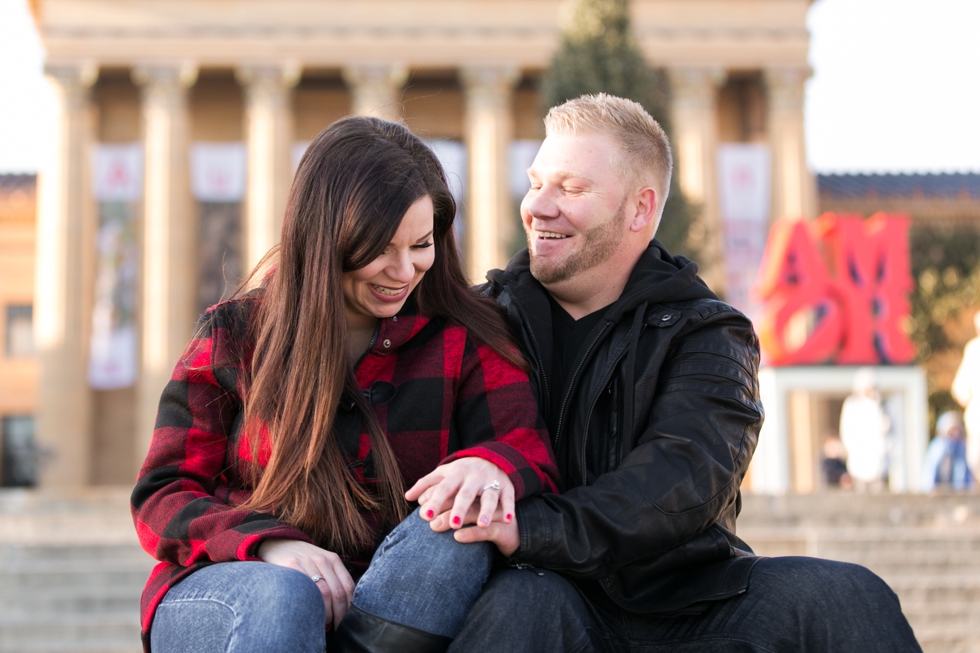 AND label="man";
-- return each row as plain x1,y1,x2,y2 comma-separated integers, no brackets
427,94,920,651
